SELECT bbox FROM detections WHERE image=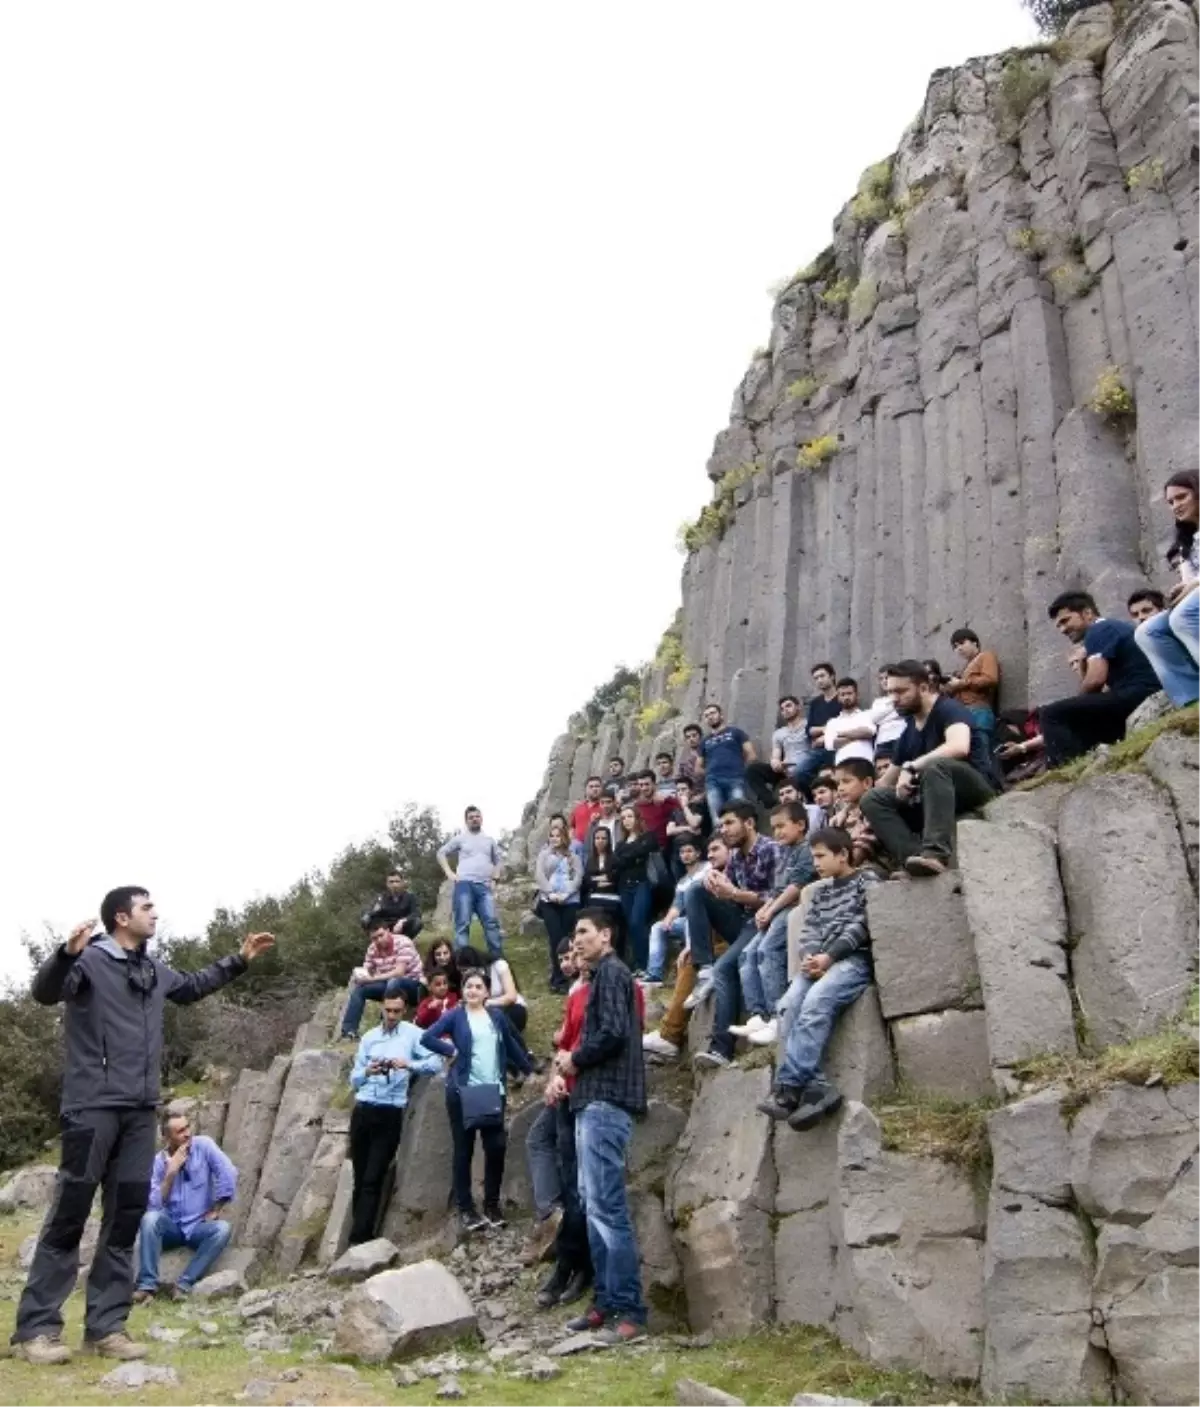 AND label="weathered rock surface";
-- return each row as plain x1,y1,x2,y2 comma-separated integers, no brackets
273,1115,349,1274
1143,729,1200,883
866,874,980,1019
675,1197,774,1339
328,1237,400,1283
332,1261,478,1362
890,1008,992,1101
0,1164,57,1213
675,1379,745,1406
1060,772,1198,1044
666,1066,775,1221
317,1158,355,1267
